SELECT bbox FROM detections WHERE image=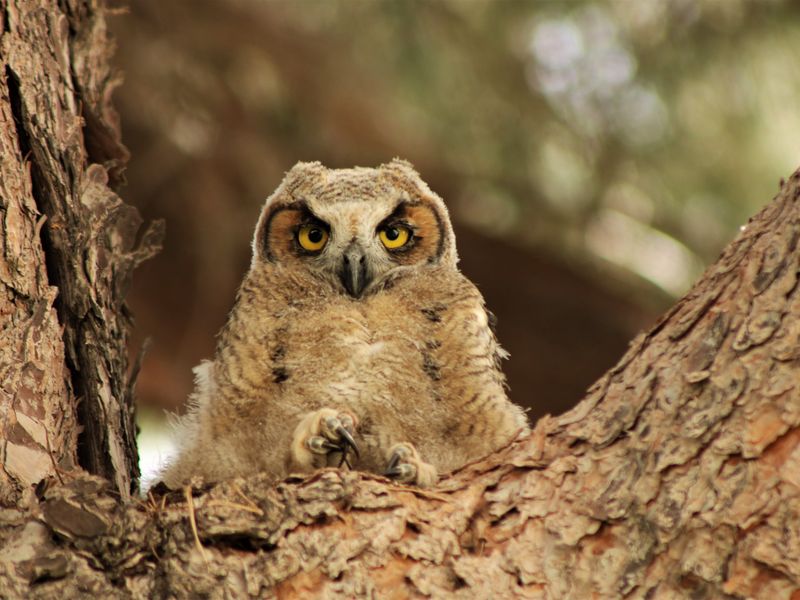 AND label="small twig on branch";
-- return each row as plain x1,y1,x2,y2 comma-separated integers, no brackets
183,486,208,565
